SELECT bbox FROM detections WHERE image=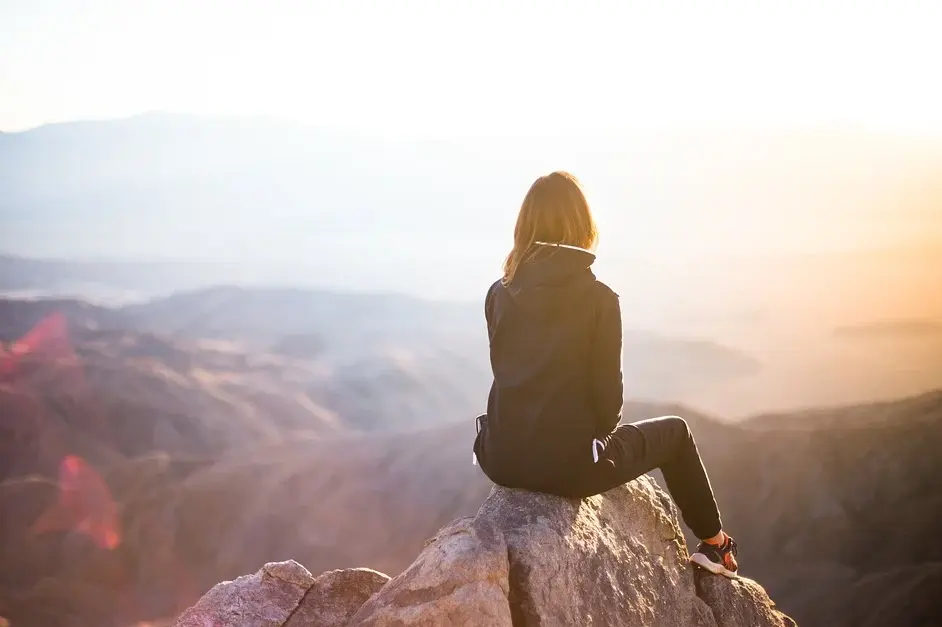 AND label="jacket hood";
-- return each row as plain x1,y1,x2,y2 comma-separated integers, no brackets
506,243,597,313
